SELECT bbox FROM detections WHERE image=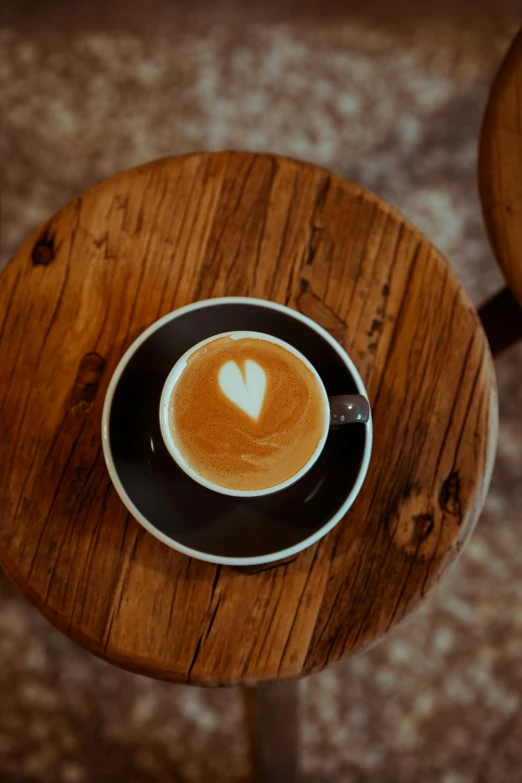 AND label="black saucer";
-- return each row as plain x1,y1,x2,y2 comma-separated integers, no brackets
106,300,369,563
